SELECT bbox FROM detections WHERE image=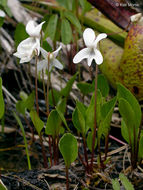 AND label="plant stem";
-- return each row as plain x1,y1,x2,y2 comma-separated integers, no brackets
14,112,31,170
83,135,89,172
35,53,39,115
24,116,35,143
78,152,87,169
40,134,48,168
104,133,109,161
66,165,69,190
46,54,53,167
53,137,57,165
42,69,47,104
90,64,98,172
48,135,53,167
49,76,56,107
